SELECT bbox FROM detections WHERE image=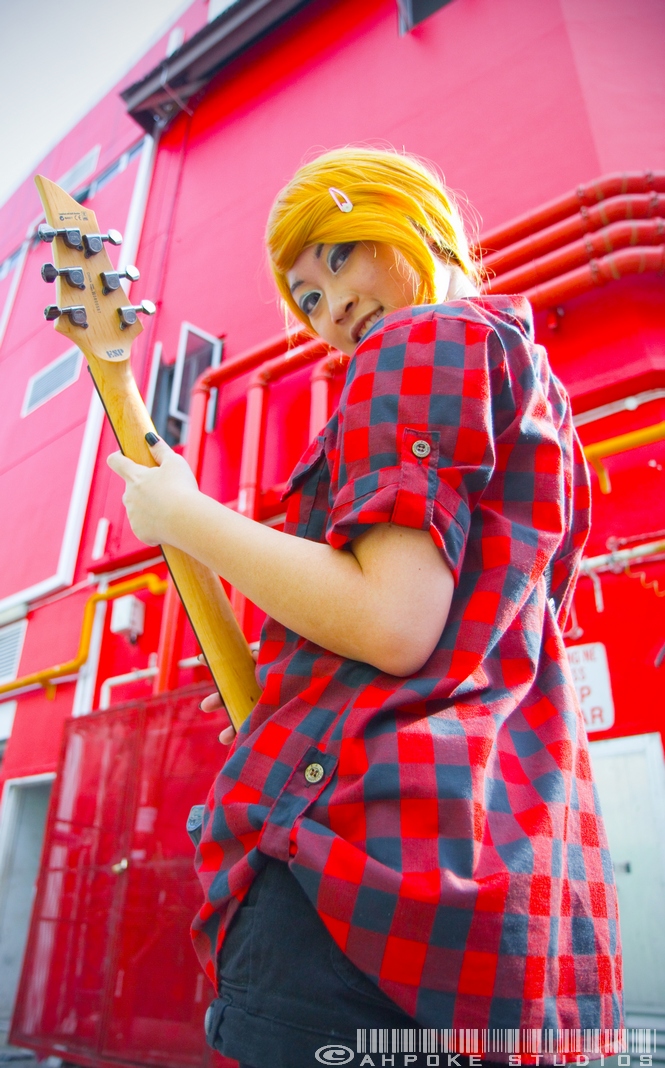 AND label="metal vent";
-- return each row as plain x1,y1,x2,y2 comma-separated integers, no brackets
22,348,82,416
0,621,26,684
